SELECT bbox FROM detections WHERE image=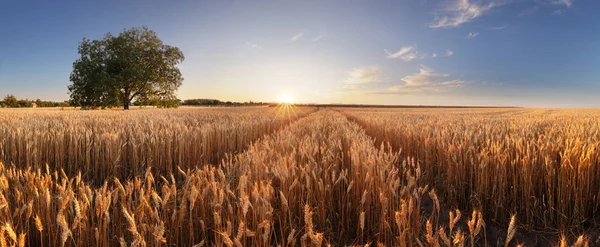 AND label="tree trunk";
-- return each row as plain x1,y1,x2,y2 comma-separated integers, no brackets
124,102,129,110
